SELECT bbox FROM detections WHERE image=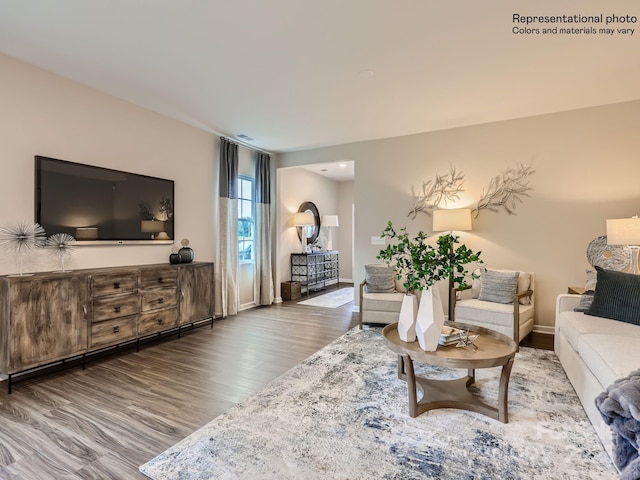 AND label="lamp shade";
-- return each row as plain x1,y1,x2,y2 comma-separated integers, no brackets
321,215,339,227
607,217,640,246
432,208,472,232
293,212,315,226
